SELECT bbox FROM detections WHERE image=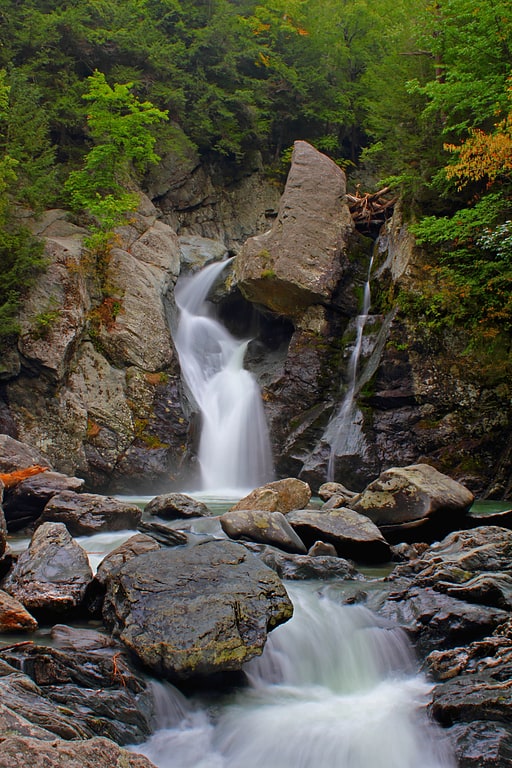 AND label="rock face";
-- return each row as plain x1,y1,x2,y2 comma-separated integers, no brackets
103,539,293,680
350,463,474,541
2,522,93,615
